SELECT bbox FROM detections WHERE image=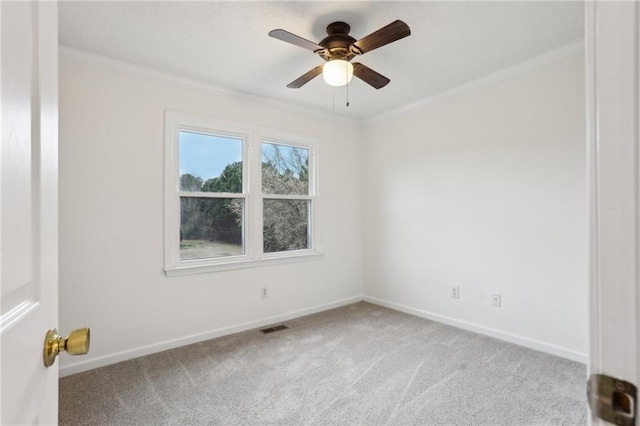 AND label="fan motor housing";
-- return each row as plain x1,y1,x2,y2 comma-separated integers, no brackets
320,21,356,61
